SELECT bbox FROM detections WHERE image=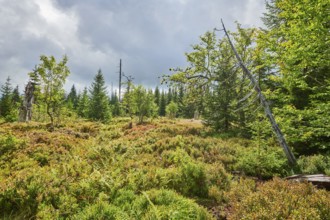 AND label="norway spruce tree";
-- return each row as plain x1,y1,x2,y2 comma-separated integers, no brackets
159,91,166,116
110,91,121,116
77,87,89,118
259,0,330,154
66,84,78,110
12,85,21,105
0,77,14,120
88,70,111,122
154,86,160,108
